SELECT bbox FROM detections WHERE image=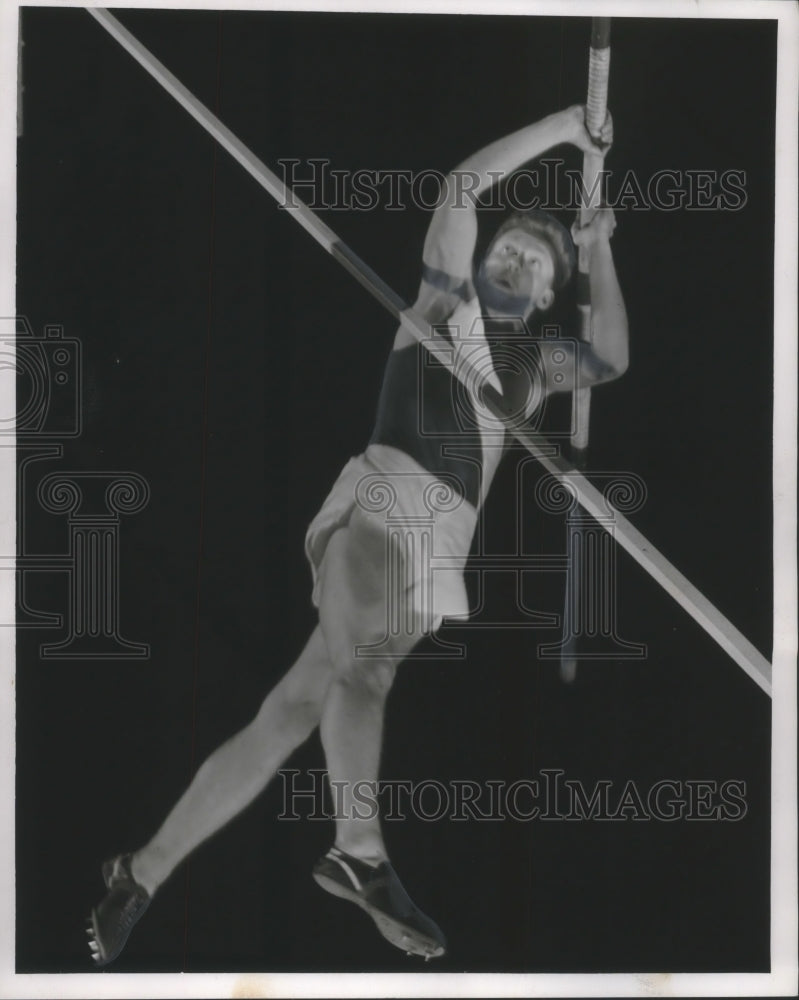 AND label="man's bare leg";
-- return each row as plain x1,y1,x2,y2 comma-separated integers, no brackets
316,526,416,863
129,625,333,895
318,665,394,863
312,526,445,958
